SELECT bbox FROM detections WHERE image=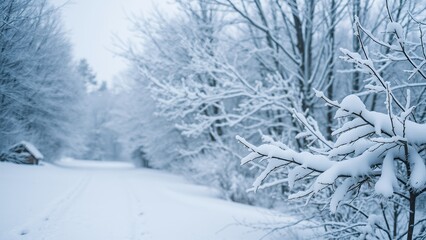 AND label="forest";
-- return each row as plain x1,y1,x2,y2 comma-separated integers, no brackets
1,0,426,239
